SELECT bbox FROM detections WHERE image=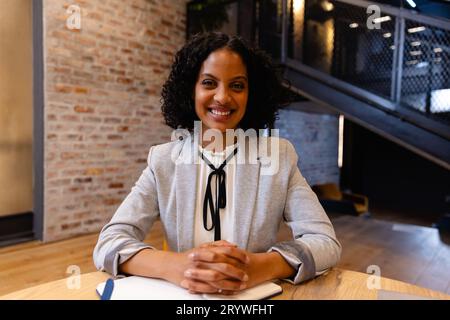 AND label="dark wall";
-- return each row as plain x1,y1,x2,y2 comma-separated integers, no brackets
341,120,450,217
